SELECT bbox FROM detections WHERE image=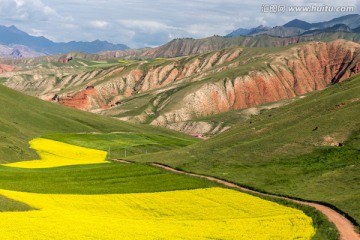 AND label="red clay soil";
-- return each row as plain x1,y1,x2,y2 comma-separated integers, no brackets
59,87,98,109
0,64,15,73
151,163,360,240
